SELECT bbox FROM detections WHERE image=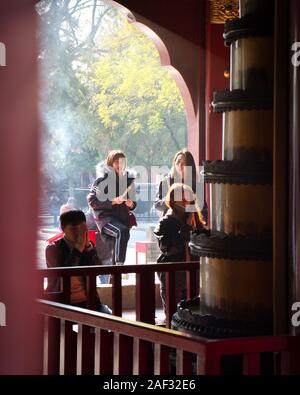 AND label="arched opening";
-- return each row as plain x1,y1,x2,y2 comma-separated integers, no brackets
37,0,197,268
107,0,198,138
